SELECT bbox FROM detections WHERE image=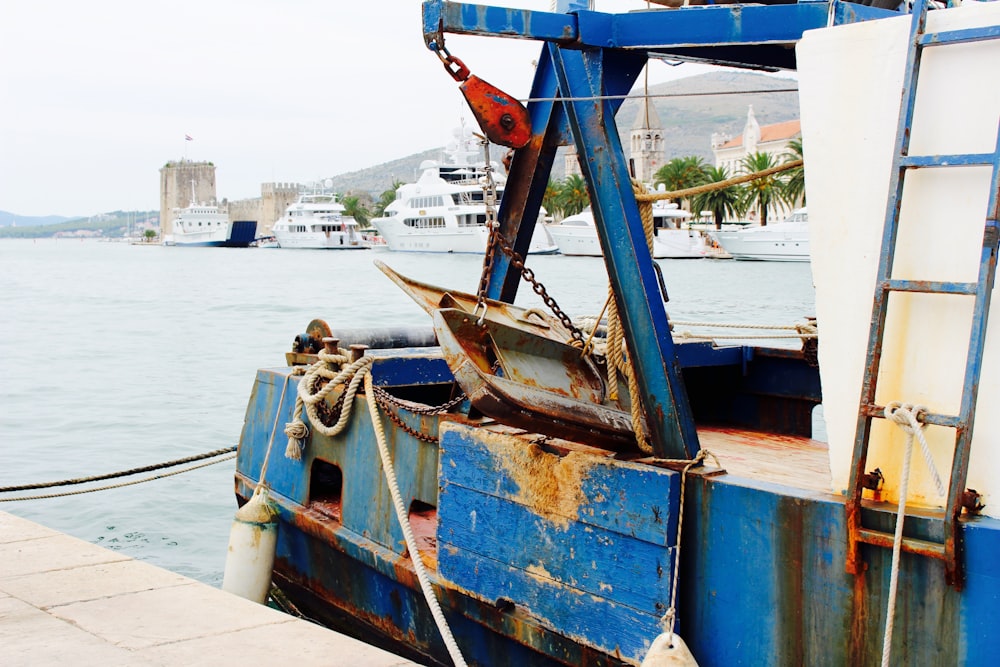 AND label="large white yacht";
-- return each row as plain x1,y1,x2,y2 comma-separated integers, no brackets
709,207,809,261
546,201,709,258
272,190,369,250
370,126,558,254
